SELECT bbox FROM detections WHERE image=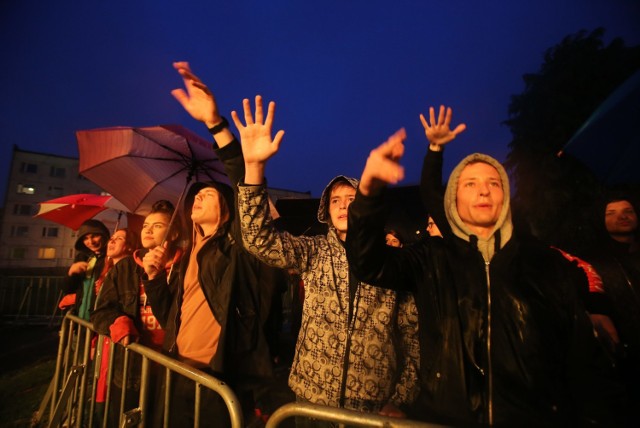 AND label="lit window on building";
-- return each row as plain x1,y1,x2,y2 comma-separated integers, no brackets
42,227,59,238
38,247,56,259
13,204,33,216
10,248,27,259
10,226,29,237
20,163,38,173
50,166,66,178
17,184,36,195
